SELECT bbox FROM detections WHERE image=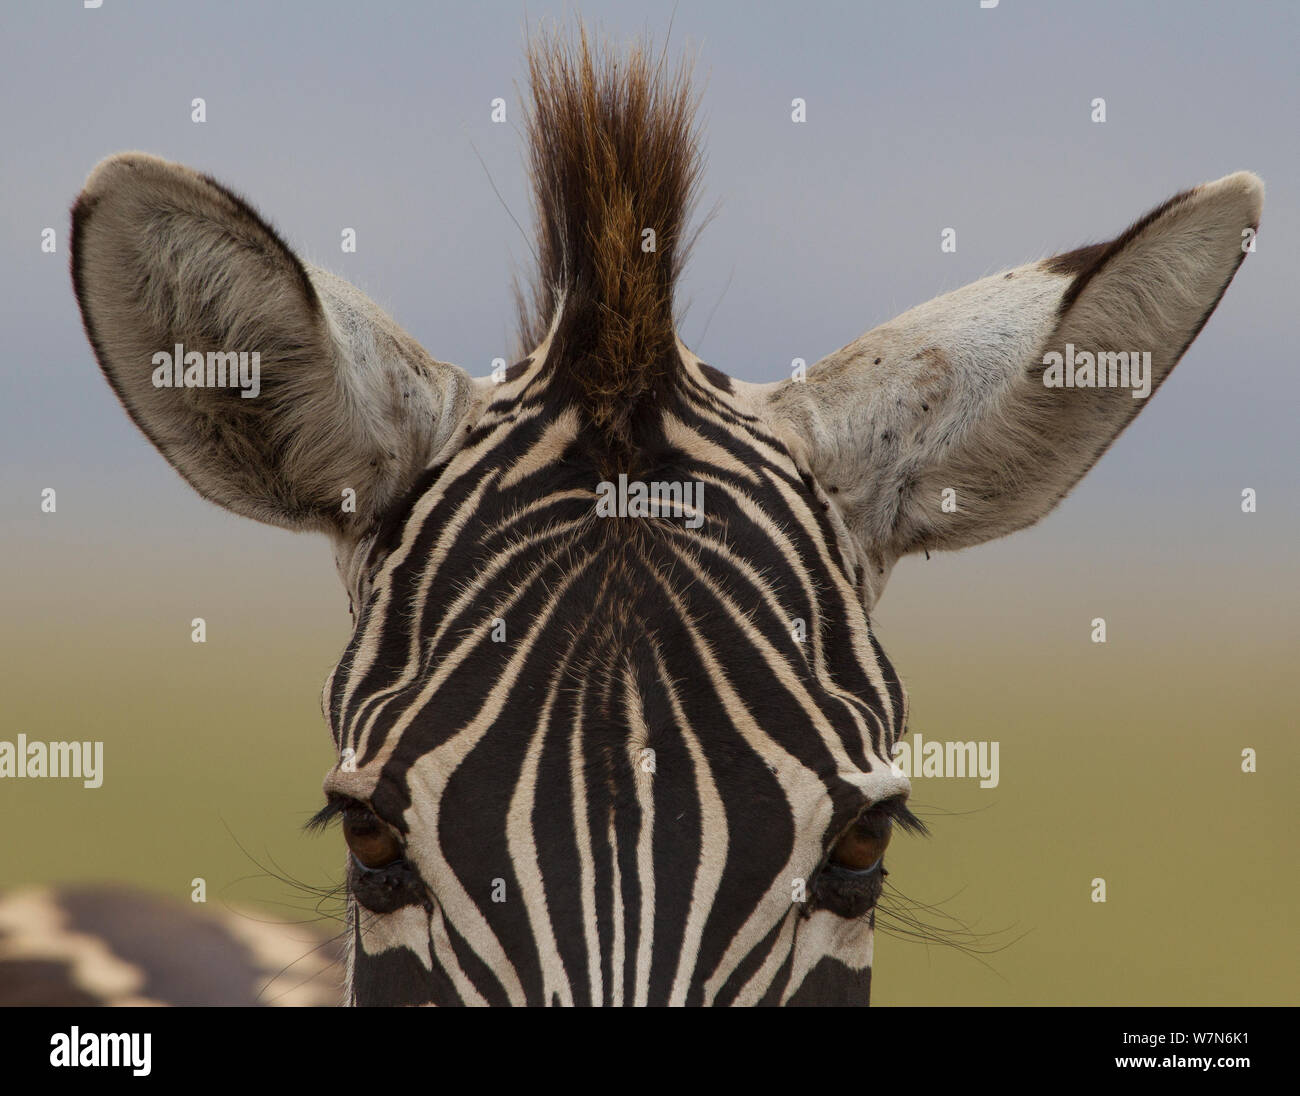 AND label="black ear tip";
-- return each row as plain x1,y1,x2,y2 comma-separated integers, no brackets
69,194,93,276
70,189,99,226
